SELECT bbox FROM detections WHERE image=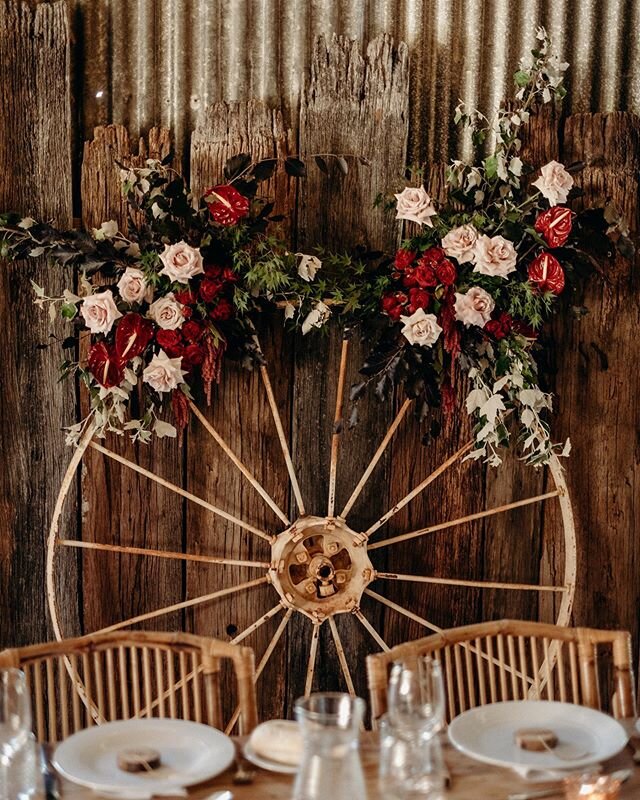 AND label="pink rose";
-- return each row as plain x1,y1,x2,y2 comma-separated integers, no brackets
441,224,478,264
80,290,122,334
117,267,147,304
472,235,517,279
142,350,186,393
454,286,495,328
148,293,185,330
394,186,437,227
532,160,574,207
400,308,442,347
159,241,204,283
